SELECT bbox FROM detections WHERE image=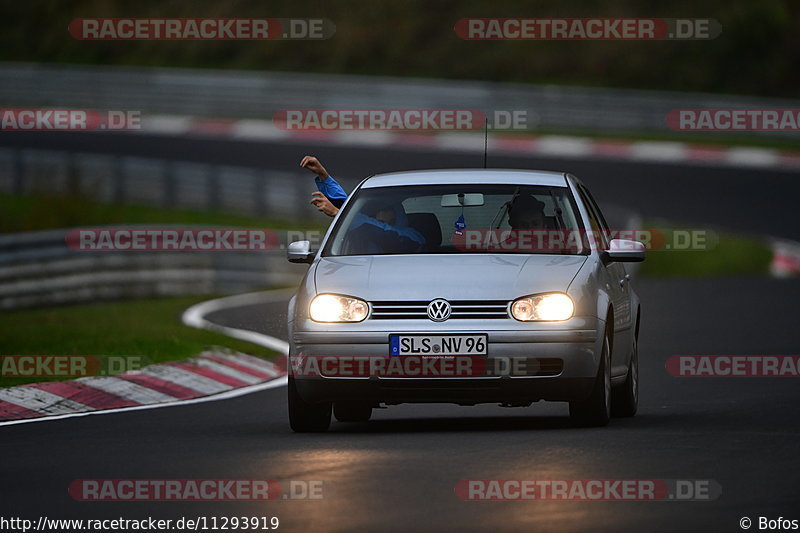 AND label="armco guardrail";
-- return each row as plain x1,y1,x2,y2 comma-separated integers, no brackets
0,148,332,221
1,62,799,137
0,227,304,310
